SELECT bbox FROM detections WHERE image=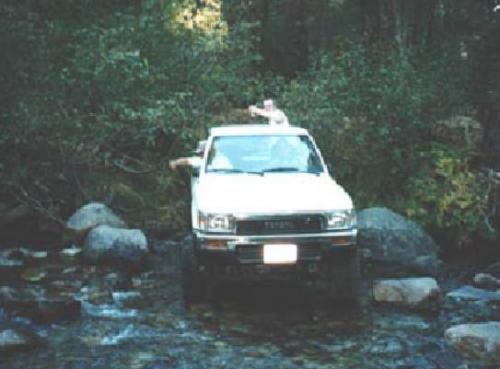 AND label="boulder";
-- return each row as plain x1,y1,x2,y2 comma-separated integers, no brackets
445,322,500,366
473,273,500,290
431,116,483,152
84,225,148,266
357,208,440,275
0,328,41,352
373,277,441,310
66,202,127,237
